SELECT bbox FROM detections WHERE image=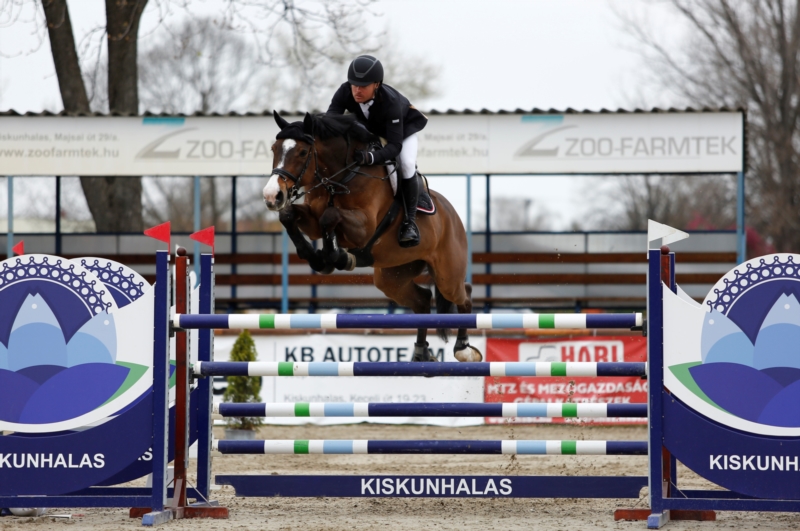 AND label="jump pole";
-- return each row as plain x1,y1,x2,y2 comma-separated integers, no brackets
213,439,648,455
175,312,643,331
213,402,648,418
194,361,646,378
